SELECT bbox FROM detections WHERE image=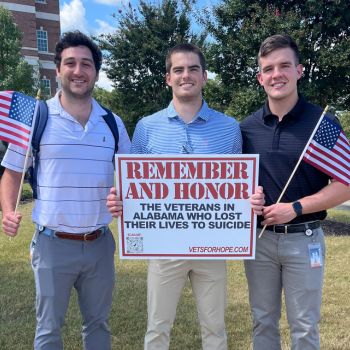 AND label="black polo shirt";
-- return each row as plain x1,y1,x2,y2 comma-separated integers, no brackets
241,96,333,225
